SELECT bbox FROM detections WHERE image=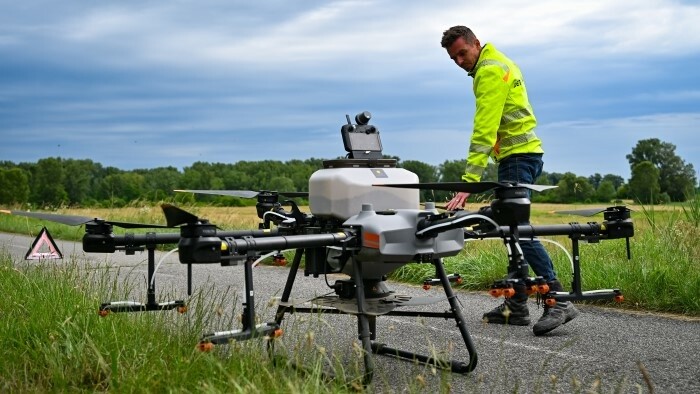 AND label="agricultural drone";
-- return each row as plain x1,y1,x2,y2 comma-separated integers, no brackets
3,111,634,385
